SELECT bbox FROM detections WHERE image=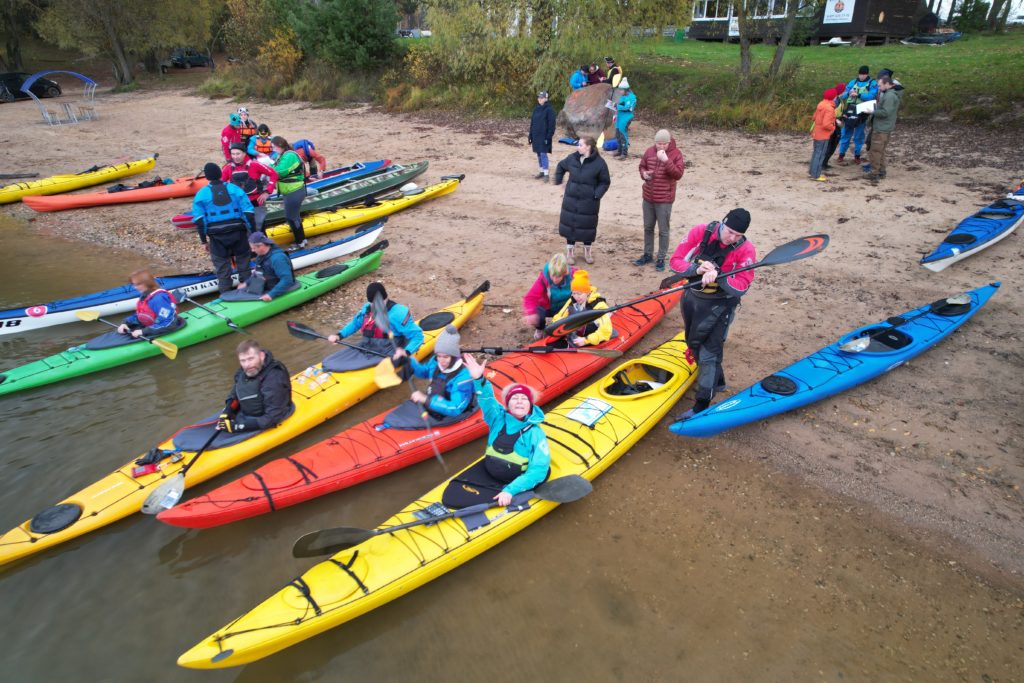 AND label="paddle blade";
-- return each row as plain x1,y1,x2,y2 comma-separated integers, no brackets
544,310,606,338
141,473,185,514
760,234,830,267
596,132,605,148
76,310,101,322
534,475,593,503
286,320,325,342
152,338,178,360
579,348,623,358
374,358,402,389
292,527,375,558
